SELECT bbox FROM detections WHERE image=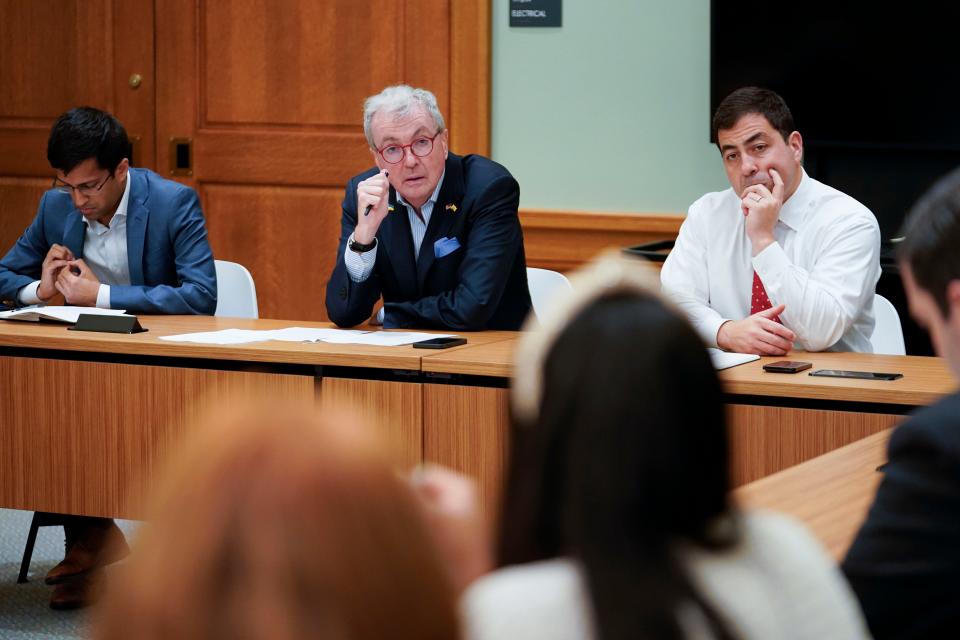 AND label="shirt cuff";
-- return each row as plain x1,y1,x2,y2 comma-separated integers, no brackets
701,316,727,349
96,284,111,309
751,241,790,301
18,281,43,305
343,234,377,283
373,307,384,325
